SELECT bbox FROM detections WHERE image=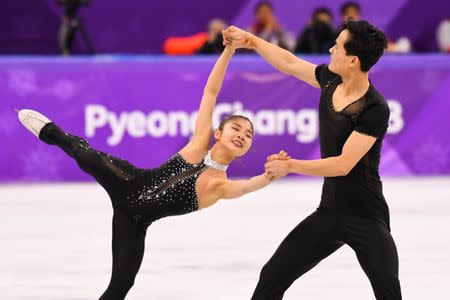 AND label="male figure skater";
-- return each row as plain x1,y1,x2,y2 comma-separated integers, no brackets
223,19,402,300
